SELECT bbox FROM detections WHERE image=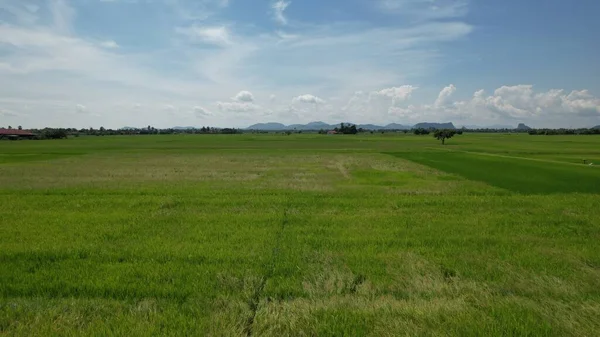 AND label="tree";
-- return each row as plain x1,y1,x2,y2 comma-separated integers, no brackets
44,129,68,139
413,128,430,135
8,126,12,129
433,129,456,145
334,123,359,135
18,125,22,130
